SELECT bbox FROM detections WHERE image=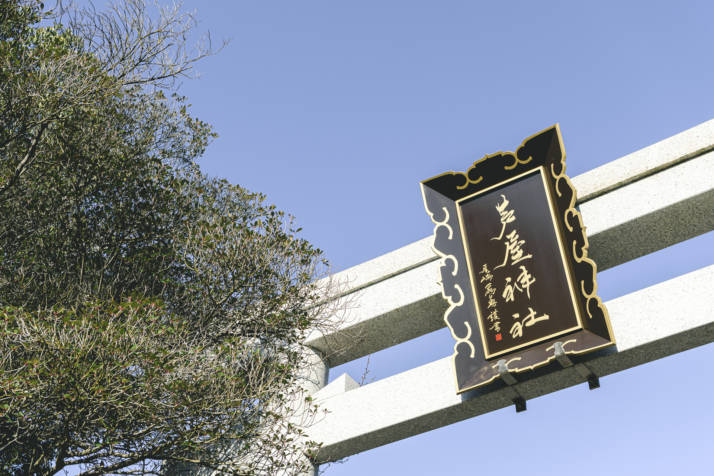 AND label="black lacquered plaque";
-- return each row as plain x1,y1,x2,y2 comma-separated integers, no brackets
421,125,615,394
